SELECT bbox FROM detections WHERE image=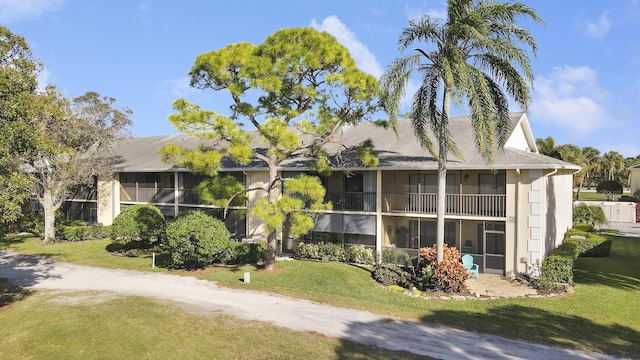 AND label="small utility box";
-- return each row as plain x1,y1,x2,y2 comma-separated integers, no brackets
243,272,250,283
